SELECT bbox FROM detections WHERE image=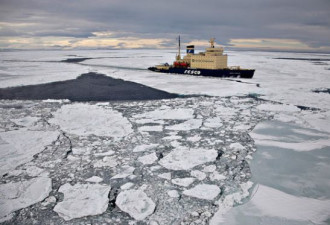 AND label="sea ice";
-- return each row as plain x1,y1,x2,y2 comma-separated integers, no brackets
133,144,159,153
204,117,223,128
158,172,171,180
53,183,110,221
138,126,163,132
85,176,103,183
0,177,52,220
49,104,133,138
257,103,300,112
116,190,156,220
159,148,218,170
172,177,196,187
111,166,135,179
191,170,207,180
229,143,245,151
0,129,59,176
138,152,158,165
217,184,330,224
94,156,118,168
10,116,39,127
167,190,180,198
134,108,194,120
183,184,220,200
166,119,202,131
